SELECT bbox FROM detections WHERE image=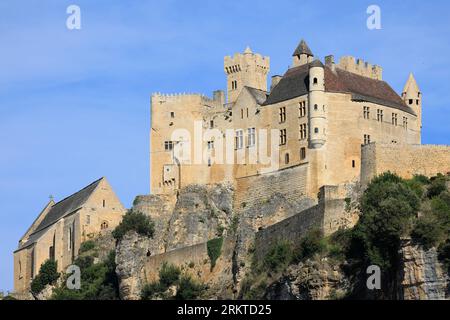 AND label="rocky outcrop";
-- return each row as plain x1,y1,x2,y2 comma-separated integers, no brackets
265,257,351,300
115,231,152,300
398,239,448,300
232,193,315,291
165,184,234,251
